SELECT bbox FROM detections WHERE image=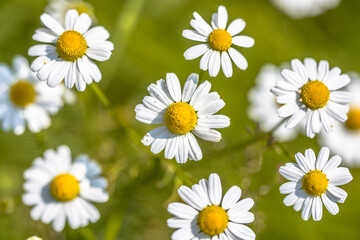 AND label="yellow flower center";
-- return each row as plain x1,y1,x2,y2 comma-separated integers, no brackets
198,205,229,236
164,102,197,135
208,29,232,52
345,107,360,130
56,30,87,62
50,173,80,201
300,81,330,110
302,170,328,196
9,80,36,107
69,2,95,18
